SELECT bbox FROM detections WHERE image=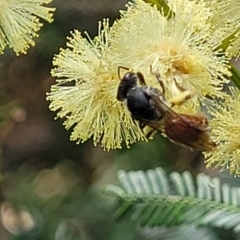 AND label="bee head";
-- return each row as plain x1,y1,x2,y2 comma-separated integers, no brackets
117,72,138,101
